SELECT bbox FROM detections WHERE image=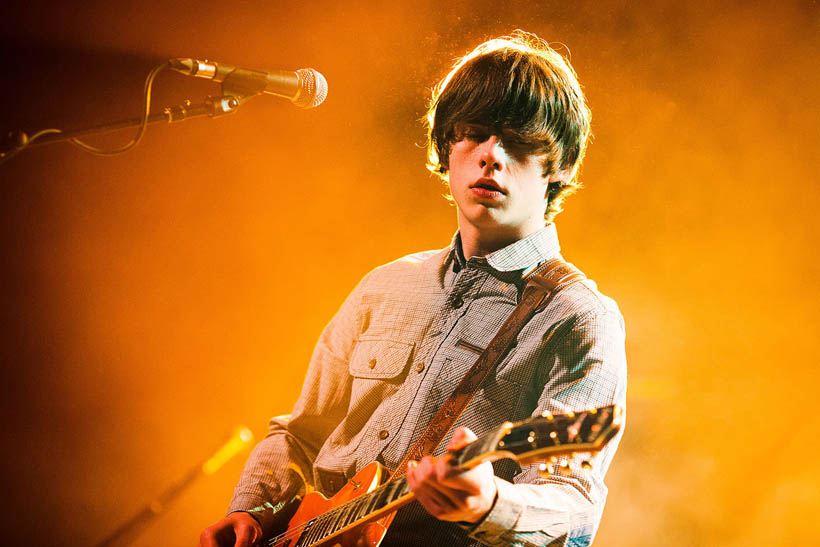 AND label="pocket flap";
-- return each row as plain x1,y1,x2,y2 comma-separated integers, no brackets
349,339,414,379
